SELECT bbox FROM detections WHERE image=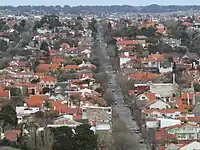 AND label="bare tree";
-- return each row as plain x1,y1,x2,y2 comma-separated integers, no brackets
23,124,54,150
112,111,140,150
97,132,113,150
103,91,114,105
